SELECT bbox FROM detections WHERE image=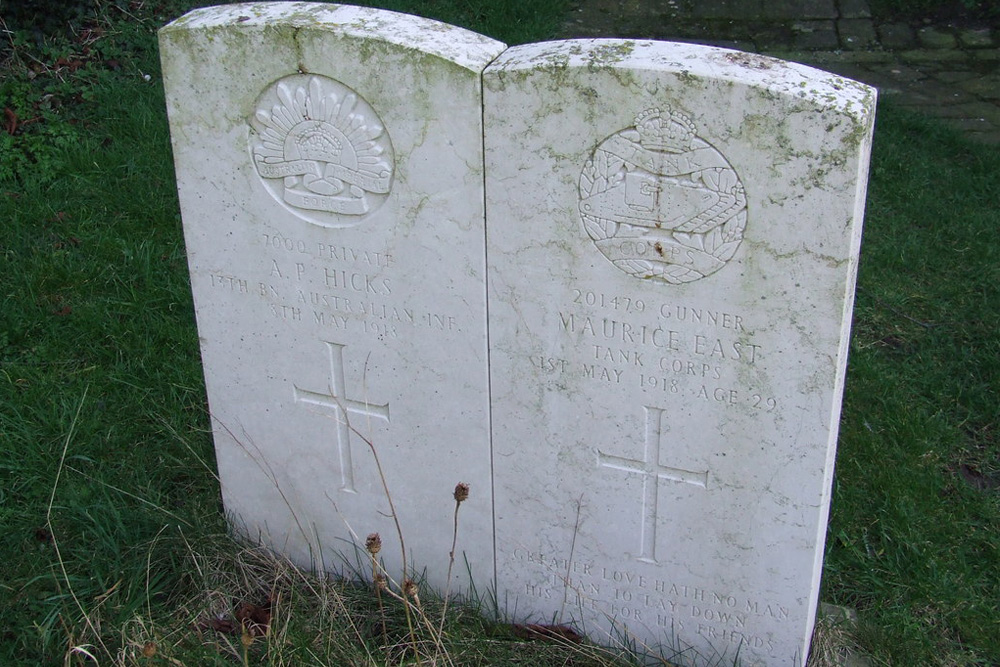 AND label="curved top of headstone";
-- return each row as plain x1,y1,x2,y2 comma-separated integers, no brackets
488,38,875,121
160,2,506,73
